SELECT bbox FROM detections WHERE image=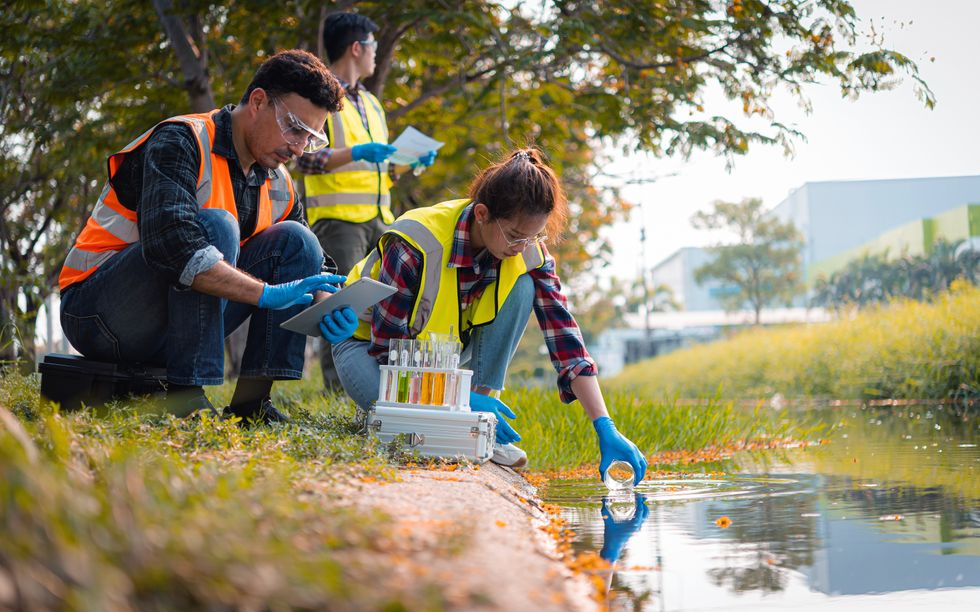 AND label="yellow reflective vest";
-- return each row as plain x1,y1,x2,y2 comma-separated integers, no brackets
303,89,393,224
346,199,545,342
